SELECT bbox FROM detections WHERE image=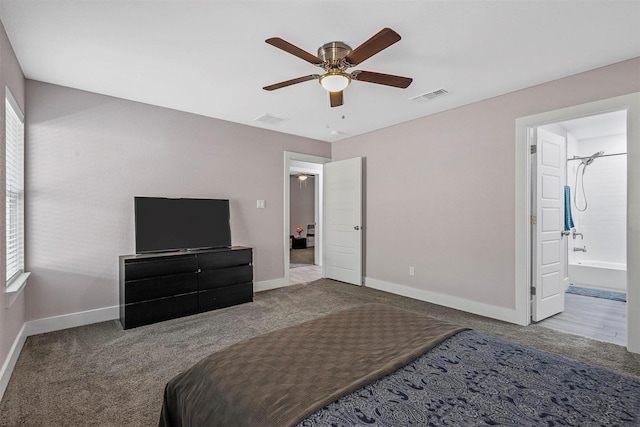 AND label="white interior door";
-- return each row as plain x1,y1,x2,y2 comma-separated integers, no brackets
324,157,363,285
532,128,567,321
